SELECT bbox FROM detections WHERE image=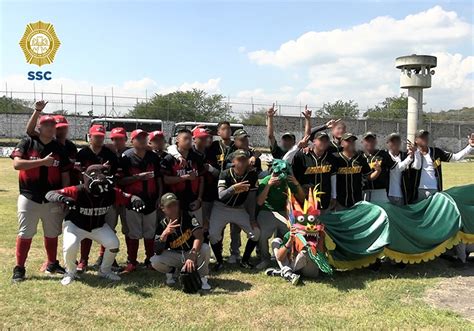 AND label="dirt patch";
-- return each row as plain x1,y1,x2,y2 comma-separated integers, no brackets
425,267,474,322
